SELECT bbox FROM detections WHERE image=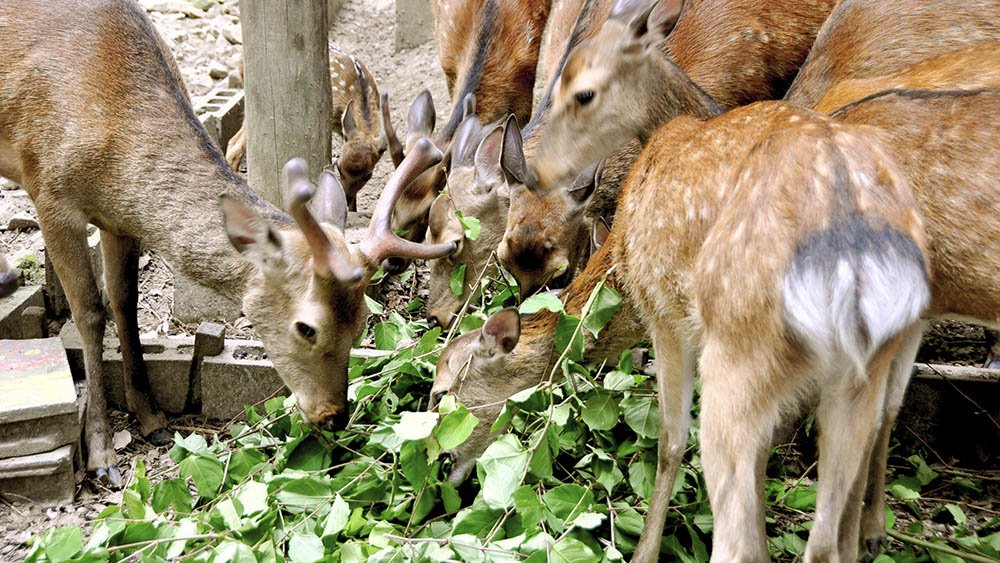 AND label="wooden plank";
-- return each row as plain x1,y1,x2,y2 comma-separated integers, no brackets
241,0,333,205
913,363,1000,384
